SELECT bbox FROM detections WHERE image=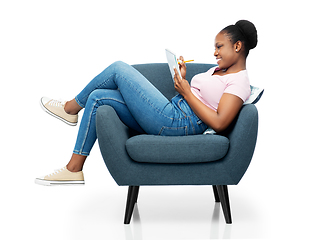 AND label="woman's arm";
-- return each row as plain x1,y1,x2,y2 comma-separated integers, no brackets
173,68,243,132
